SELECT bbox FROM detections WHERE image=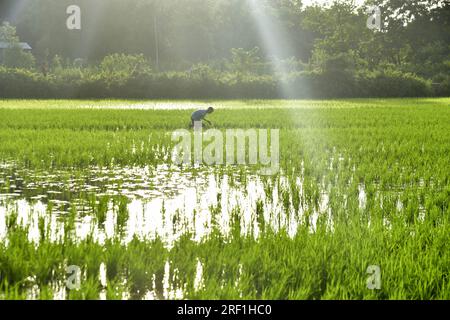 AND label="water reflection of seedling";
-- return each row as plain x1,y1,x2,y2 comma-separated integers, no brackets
230,208,242,239
291,183,301,214
2,177,10,193
282,188,291,213
115,196,129,234
256,200,265,234
6,210,18,230
172,209,181,235
96,196,109,226
64,206,77,242
38,216,46,241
